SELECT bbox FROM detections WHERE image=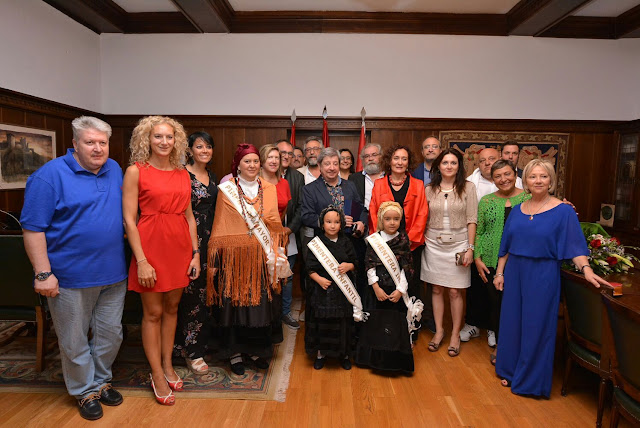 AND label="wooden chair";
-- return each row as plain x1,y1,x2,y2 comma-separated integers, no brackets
0,234,52,372
602,293,640,427
561,274,609,427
